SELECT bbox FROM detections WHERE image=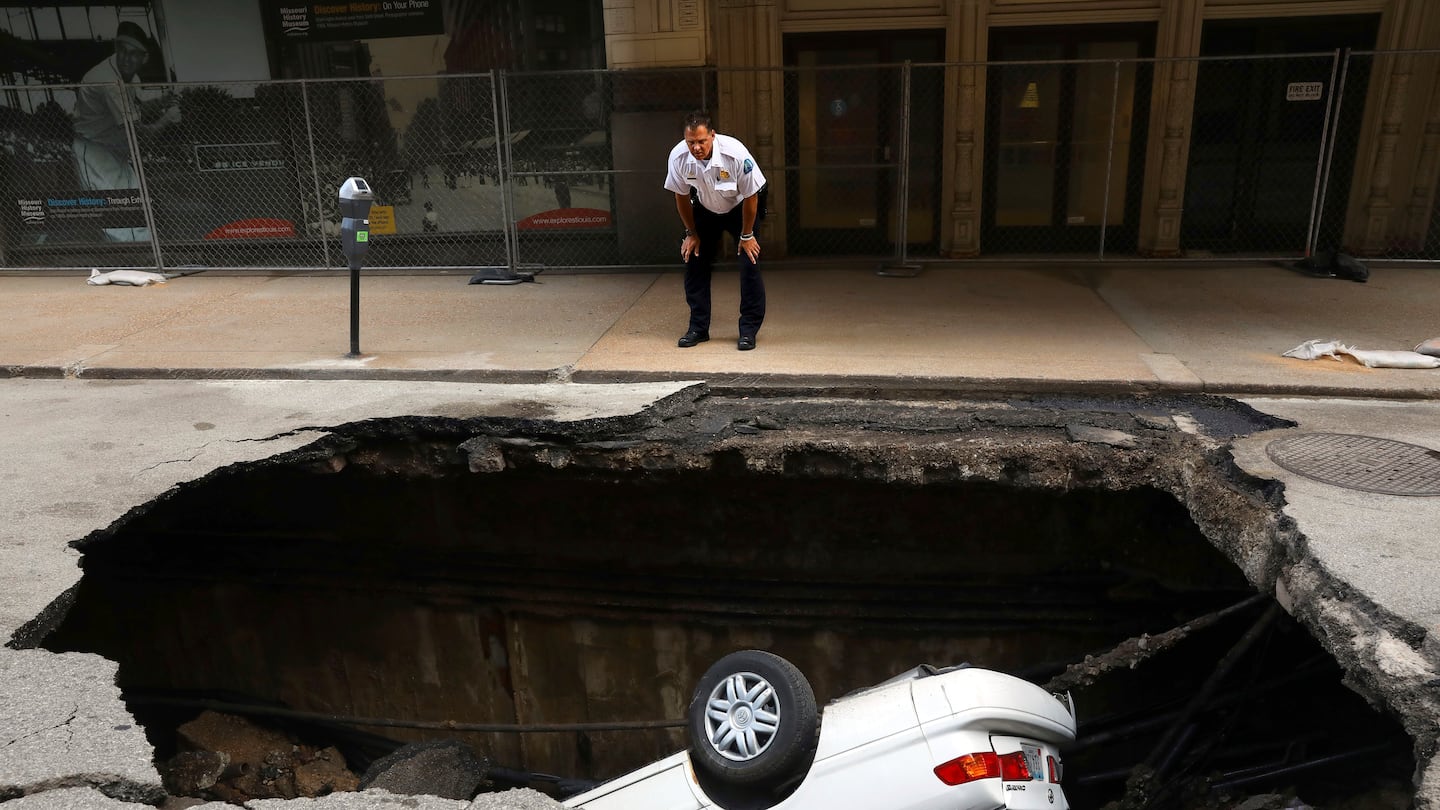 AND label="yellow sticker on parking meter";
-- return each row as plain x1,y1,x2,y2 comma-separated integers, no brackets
367,205,396,234
357,231,368,242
